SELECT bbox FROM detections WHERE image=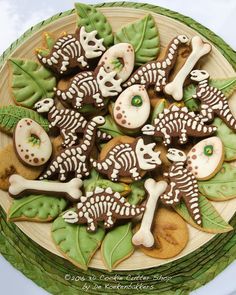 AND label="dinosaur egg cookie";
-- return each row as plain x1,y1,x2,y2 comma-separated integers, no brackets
113,85,151,130
186,137,224,180
14,118,52,166
98,43,135,82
